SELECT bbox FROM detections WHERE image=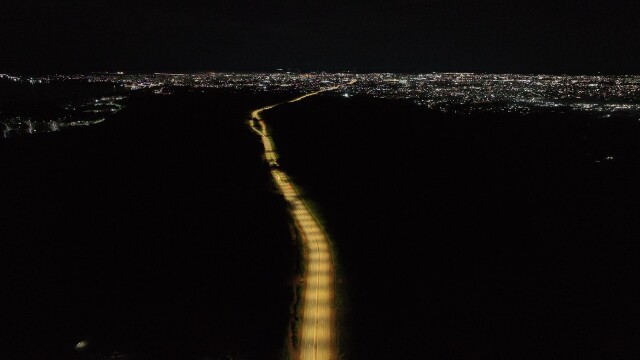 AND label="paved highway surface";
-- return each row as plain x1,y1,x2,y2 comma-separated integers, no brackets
249,85,350,360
